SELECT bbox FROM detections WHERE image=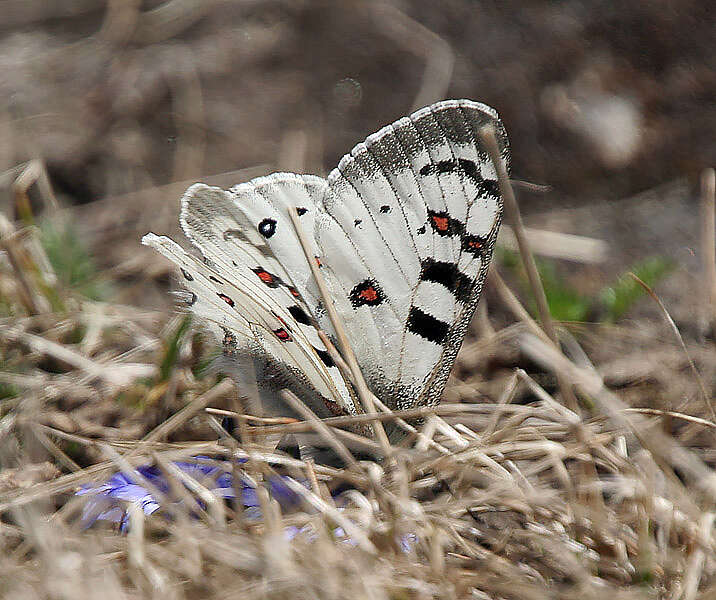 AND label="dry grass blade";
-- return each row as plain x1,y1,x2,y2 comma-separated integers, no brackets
487,268,550,343
622,407,716,429
279,389,358,468
0,216,44,314
12,159,59,216
629,272,715,420
701,168,716,331
371,394,450,455
679,511,715,600
521,333,716,503
498,224,609,264
481,124,580,413
287,205,392,455
266,466,377,555
233,402,561,437
2,327,157,387
479,125,557,347
139,378,236,446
